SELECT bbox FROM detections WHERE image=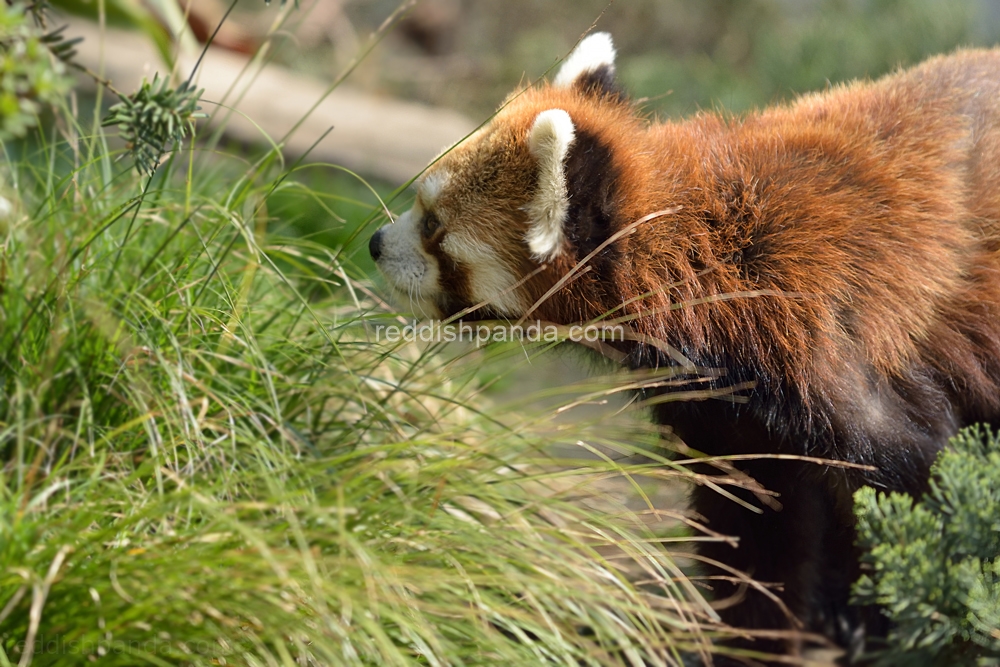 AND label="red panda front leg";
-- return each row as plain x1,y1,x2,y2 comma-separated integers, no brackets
690,458,869,661
654,398,892,663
